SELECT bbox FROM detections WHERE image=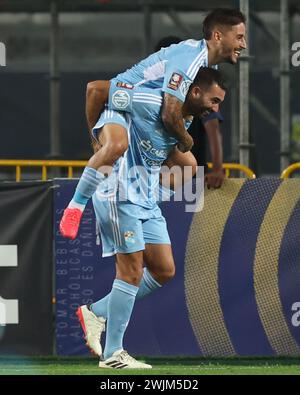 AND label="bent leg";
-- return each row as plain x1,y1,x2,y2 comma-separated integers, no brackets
60,115,128,239
72,123,128,206
88,123,128,171
143,243,176,285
